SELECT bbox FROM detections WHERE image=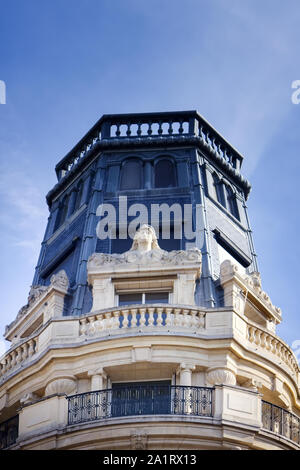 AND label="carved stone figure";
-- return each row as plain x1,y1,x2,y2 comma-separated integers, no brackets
130,429,148,450
88,224,202,268
50,269,69,290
